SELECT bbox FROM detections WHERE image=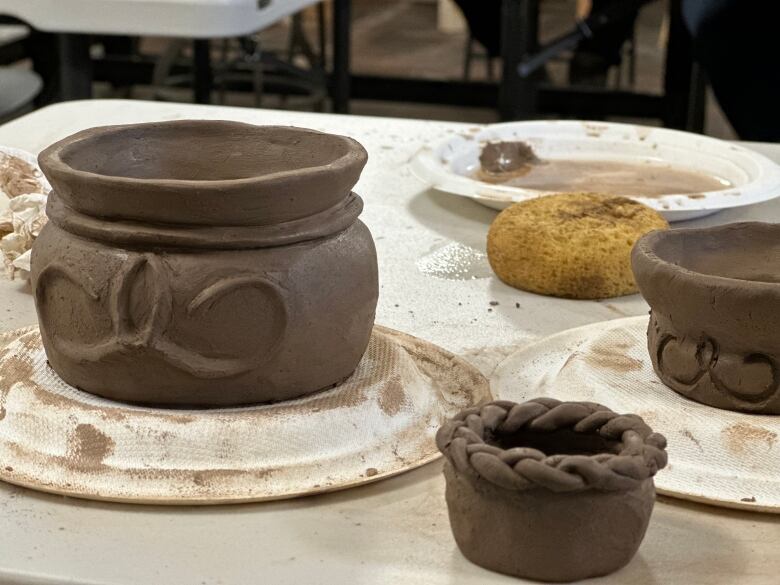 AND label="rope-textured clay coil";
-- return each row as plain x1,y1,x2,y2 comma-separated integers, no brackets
436,397,668,493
